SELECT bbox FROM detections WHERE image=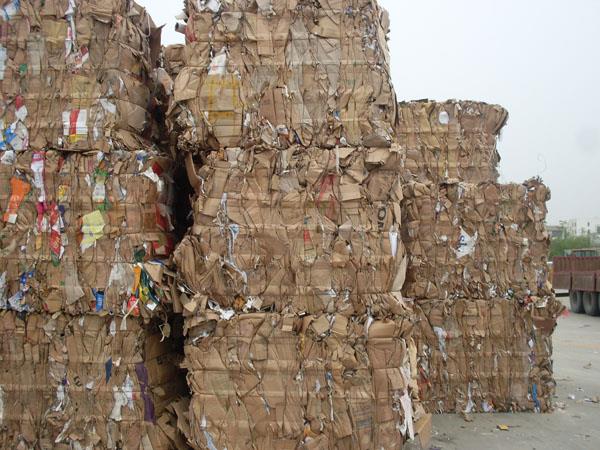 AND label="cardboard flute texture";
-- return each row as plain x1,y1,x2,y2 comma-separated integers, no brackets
0,311,187,449
397,100,508,184
182,312,426,450
170,0,397,152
